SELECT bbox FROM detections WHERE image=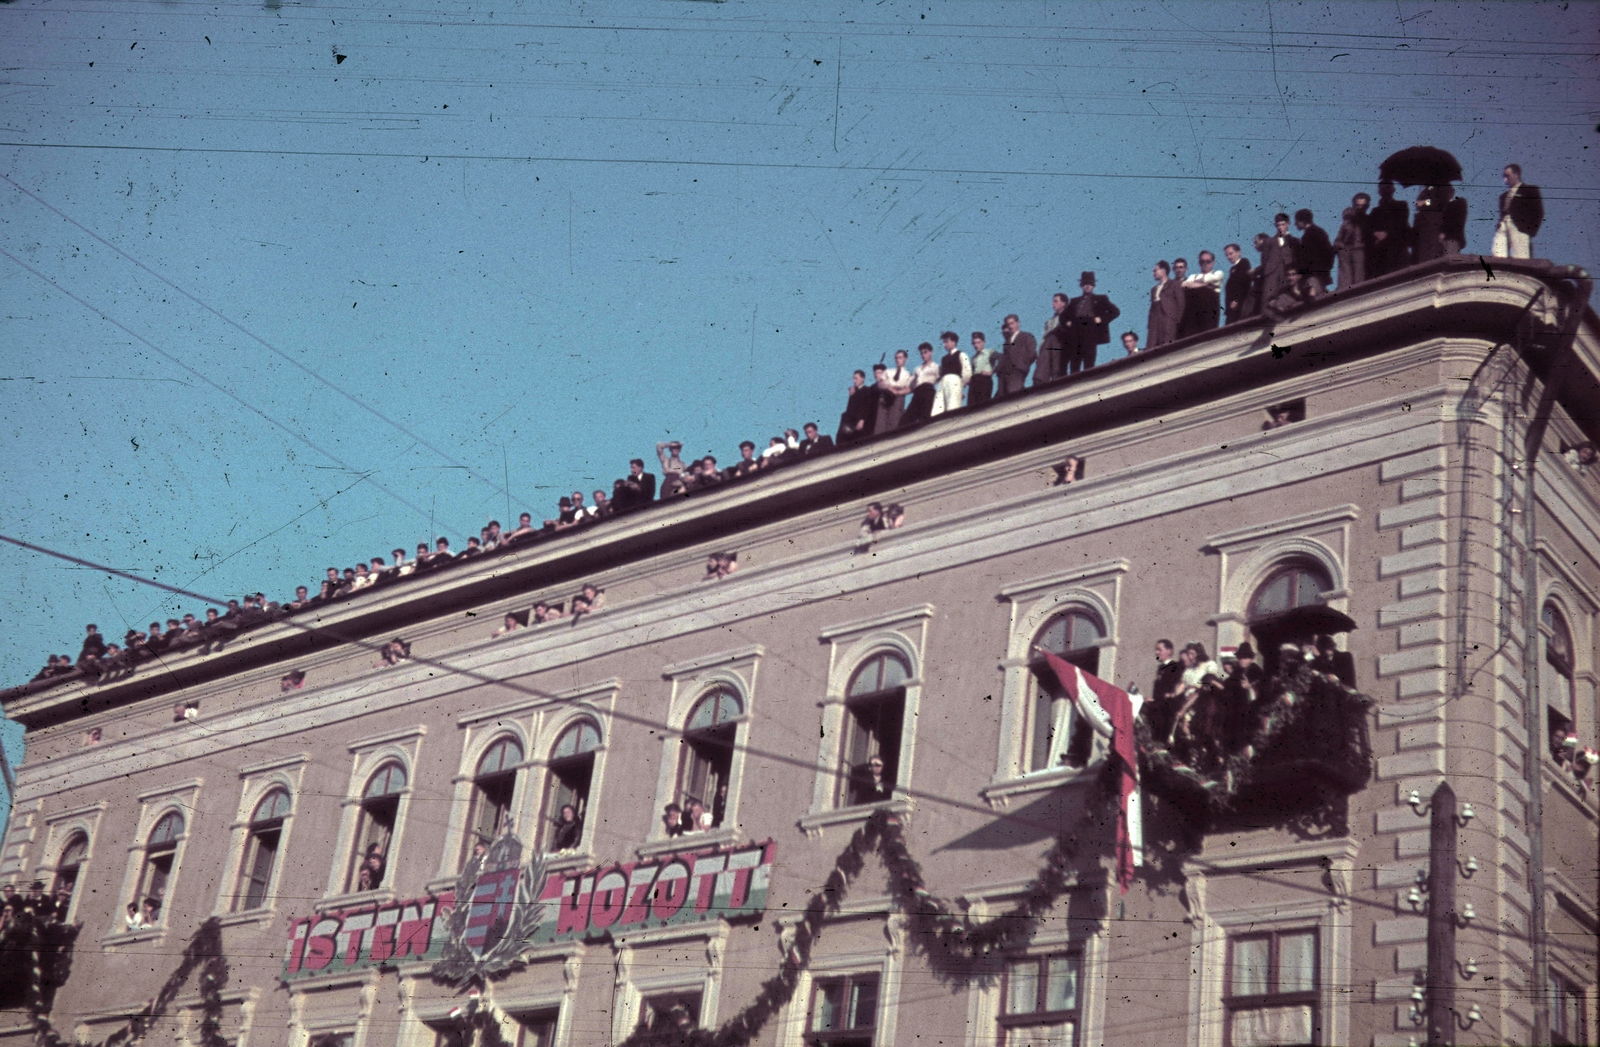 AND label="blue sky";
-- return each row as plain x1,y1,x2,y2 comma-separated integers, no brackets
2,1,1596,684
